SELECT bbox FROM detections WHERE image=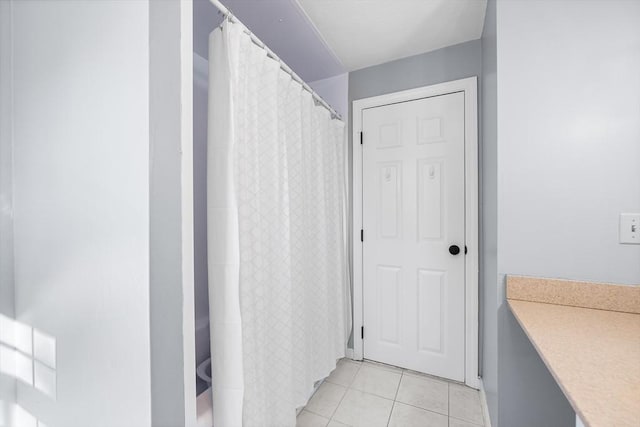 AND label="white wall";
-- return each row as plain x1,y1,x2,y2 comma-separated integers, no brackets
497,0,640,285
9,1,151,426
0,1,16,425
309,73,349,119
